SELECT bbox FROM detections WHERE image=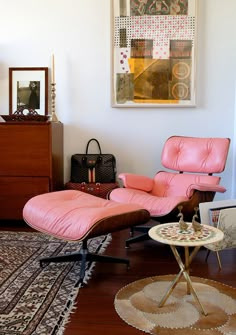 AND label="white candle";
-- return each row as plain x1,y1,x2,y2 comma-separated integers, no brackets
52,54,55,83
